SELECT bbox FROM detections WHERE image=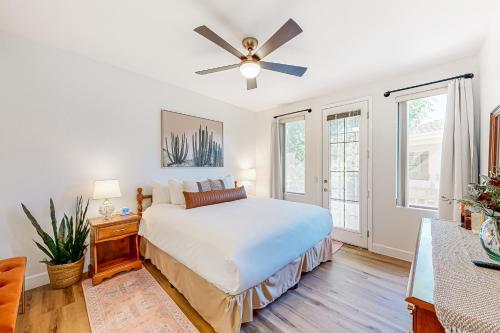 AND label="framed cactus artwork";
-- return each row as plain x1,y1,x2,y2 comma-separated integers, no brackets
161,110,224,167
